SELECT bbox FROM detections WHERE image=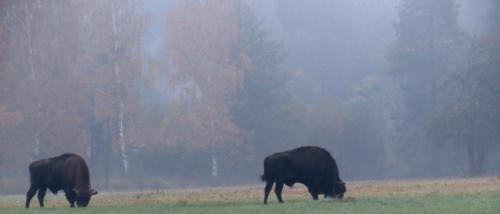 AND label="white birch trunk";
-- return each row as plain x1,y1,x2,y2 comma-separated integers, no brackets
118,100,128,176
112,2,129,177
211,147,218,182
209,120,218,183
24,1,41,159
